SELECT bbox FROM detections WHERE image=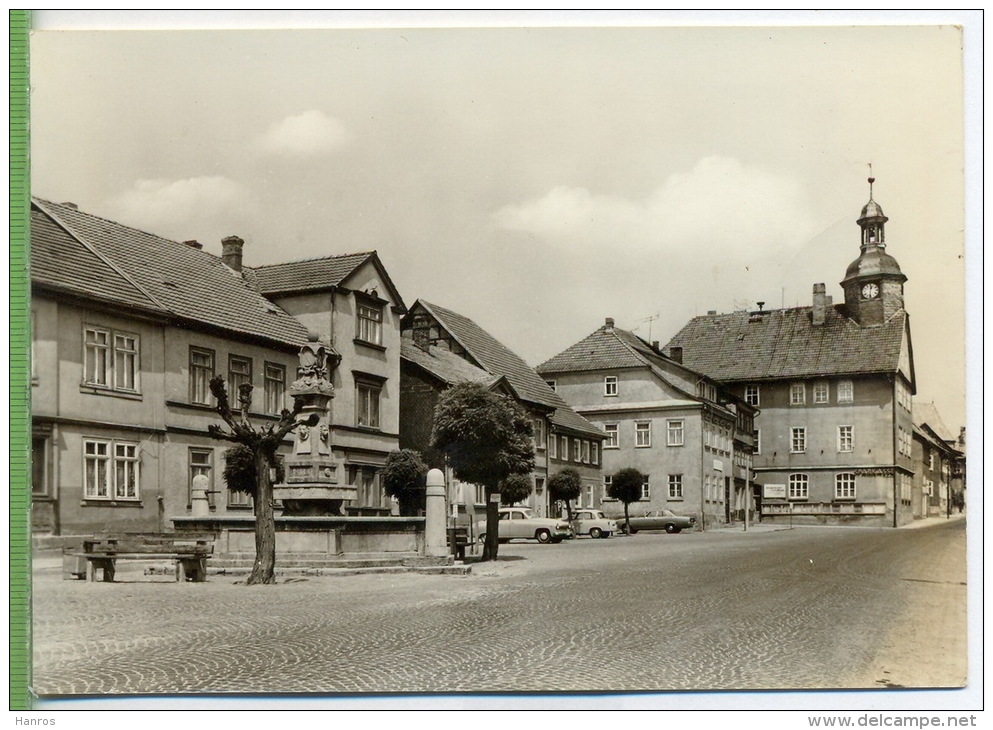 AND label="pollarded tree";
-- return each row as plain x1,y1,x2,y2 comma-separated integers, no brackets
608,467,644,535
382,449,428,516
223,445,285,496
208,376,310,585
500,473,534,507
431,382,535,561
547,467,583,523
